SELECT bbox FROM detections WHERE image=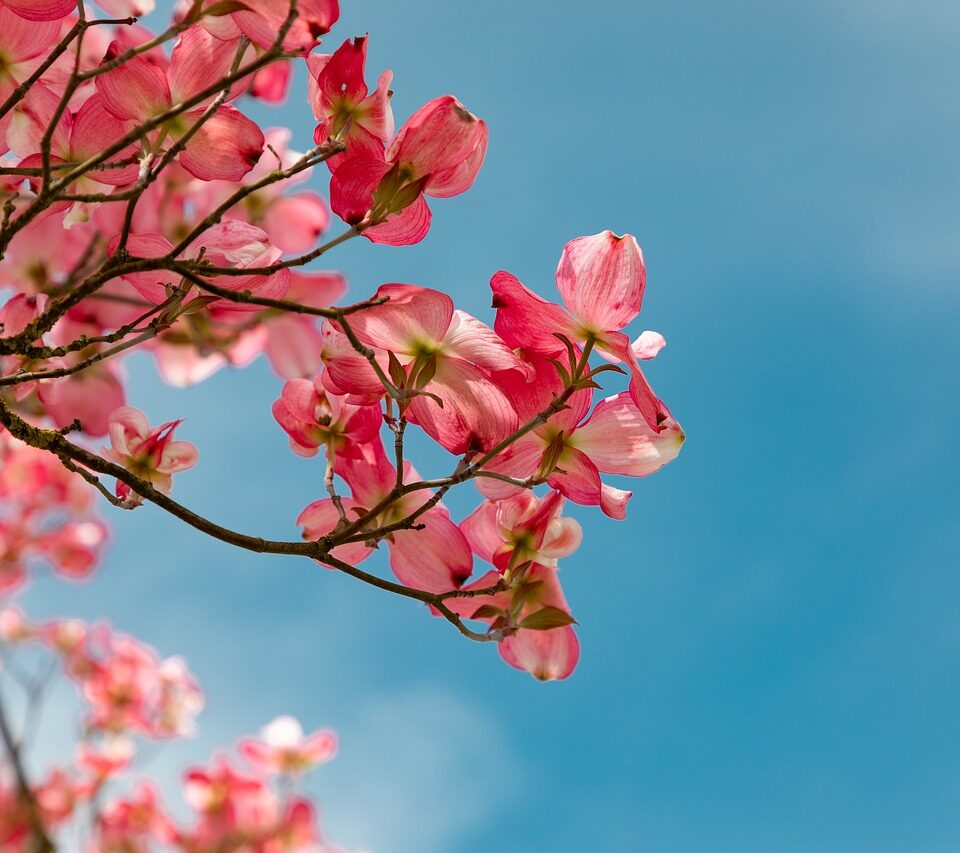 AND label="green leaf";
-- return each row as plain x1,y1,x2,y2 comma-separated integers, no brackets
414,353,437,389
202,1,253,17
548,358,570,388
387,351,407,389
519,606,577,631
586,363,627,379
470,604,505,620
